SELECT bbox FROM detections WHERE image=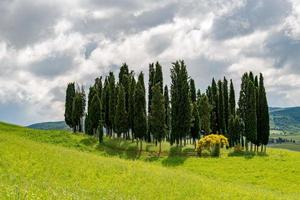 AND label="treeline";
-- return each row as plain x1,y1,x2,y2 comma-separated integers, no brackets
64,60,270,154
